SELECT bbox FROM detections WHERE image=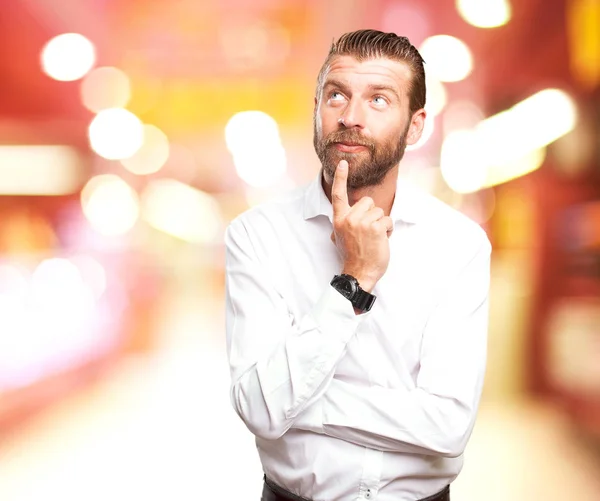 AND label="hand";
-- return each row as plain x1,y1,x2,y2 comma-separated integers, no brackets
330,160,393,292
